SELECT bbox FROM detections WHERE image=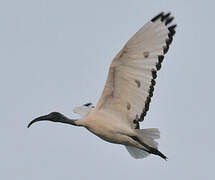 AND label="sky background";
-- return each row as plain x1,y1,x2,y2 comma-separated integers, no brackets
1,0,214,179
